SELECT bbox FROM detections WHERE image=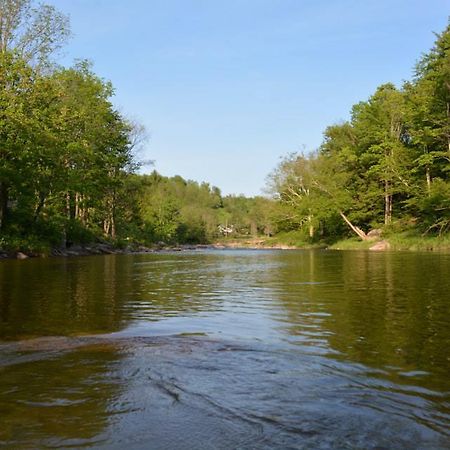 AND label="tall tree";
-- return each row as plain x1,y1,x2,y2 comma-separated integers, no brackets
0,0,70,69
0,51,36,229
403,22,450,233
351,84,410,226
